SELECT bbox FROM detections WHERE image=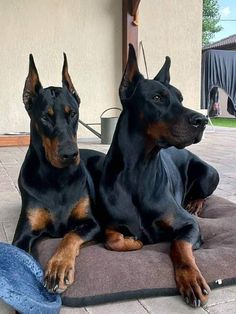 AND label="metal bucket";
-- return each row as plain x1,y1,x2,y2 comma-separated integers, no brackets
100,107,121,144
